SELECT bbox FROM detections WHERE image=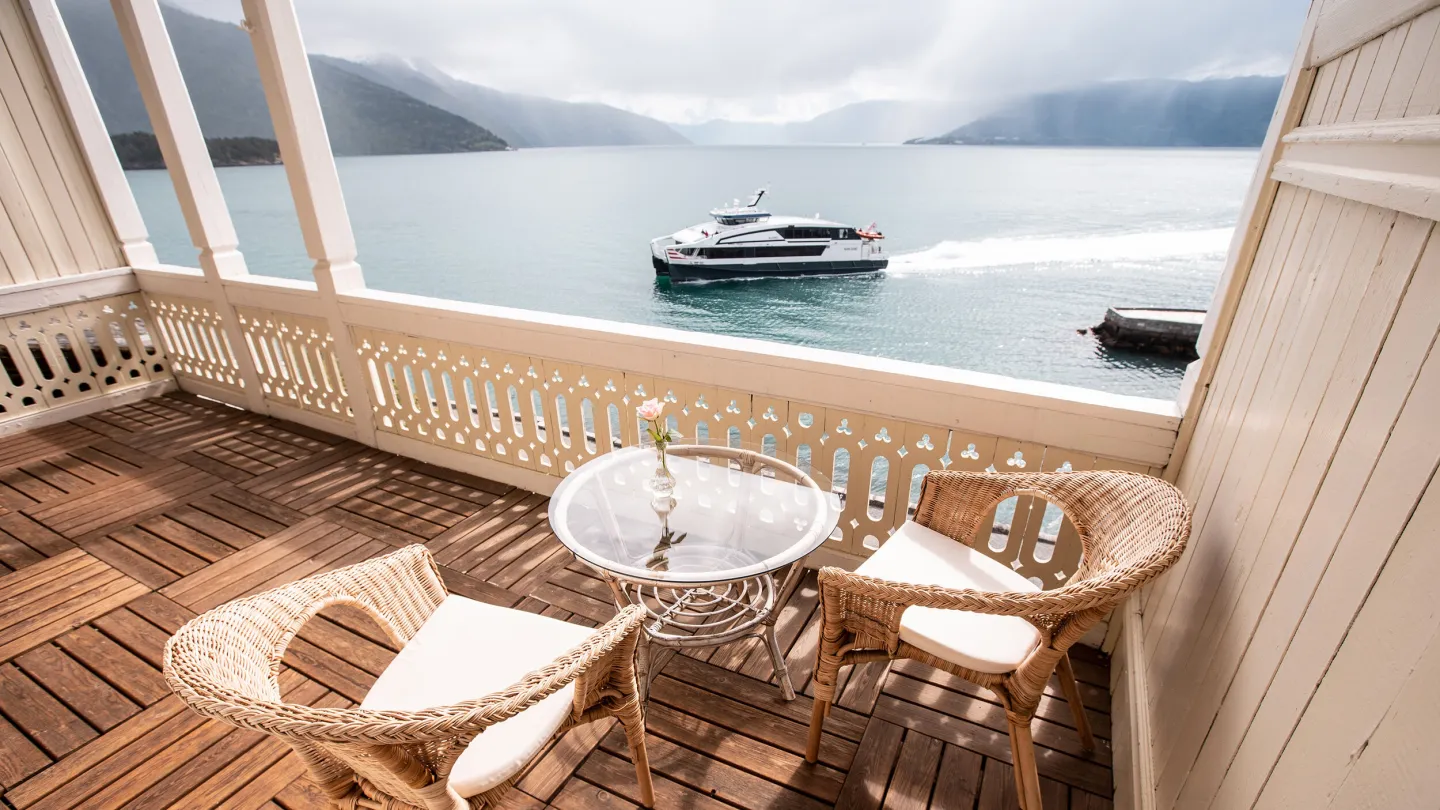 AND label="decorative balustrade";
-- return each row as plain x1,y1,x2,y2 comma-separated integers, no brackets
146,293,245,393
0,292,170,423
132,268,1179,576
236,305,350,419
